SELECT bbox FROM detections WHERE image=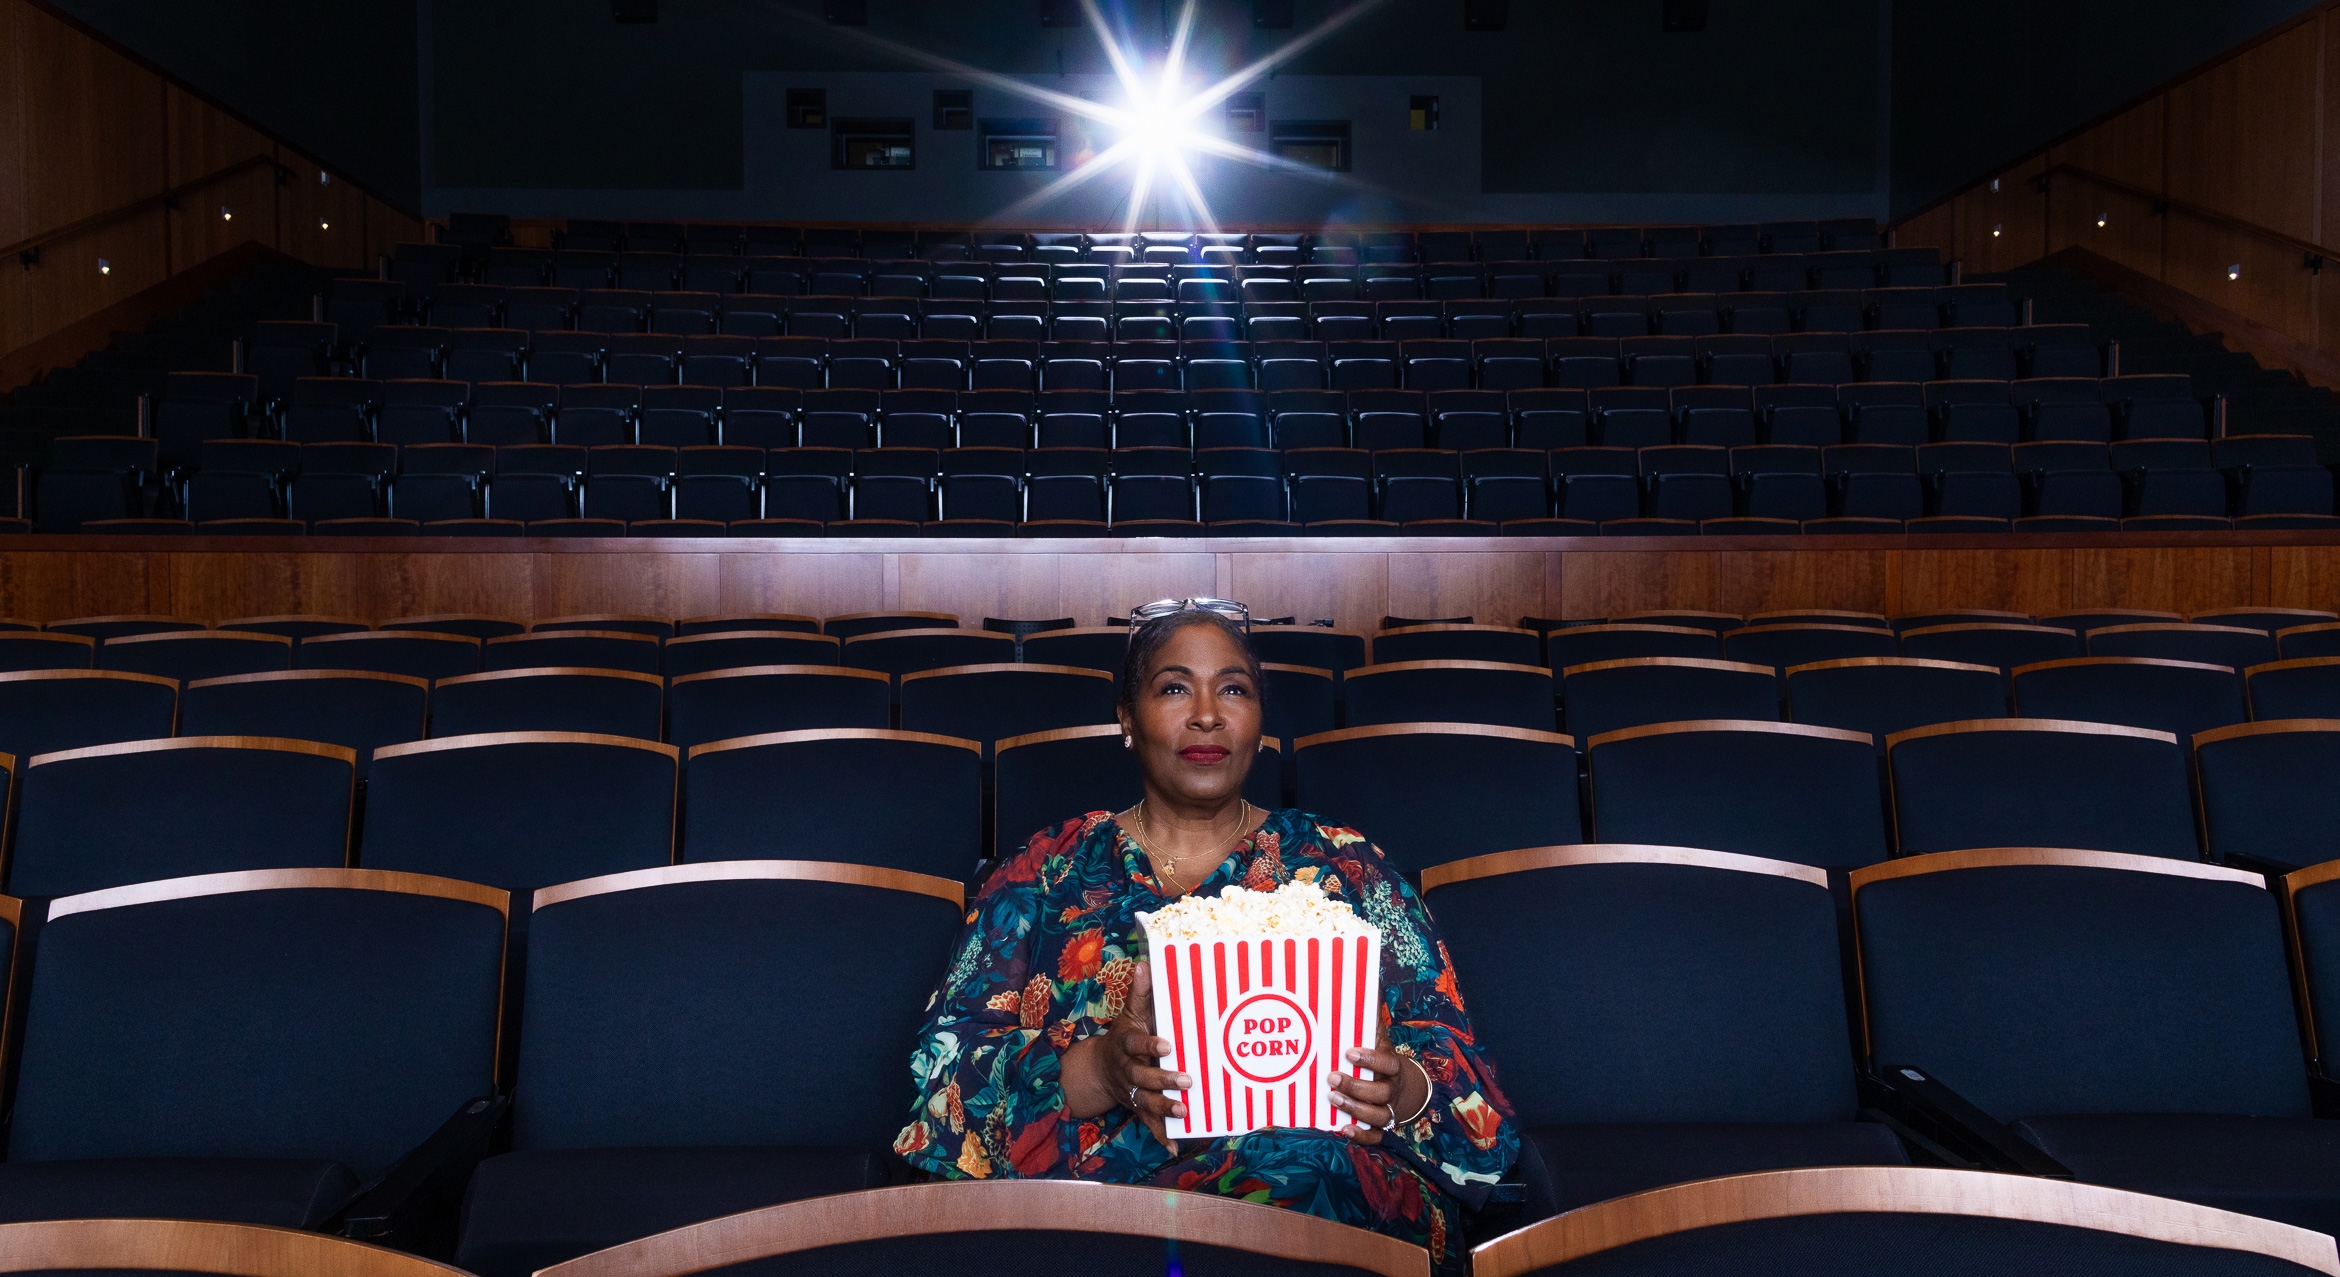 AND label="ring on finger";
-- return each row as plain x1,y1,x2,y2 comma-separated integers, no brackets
1127,1084,1140,1109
